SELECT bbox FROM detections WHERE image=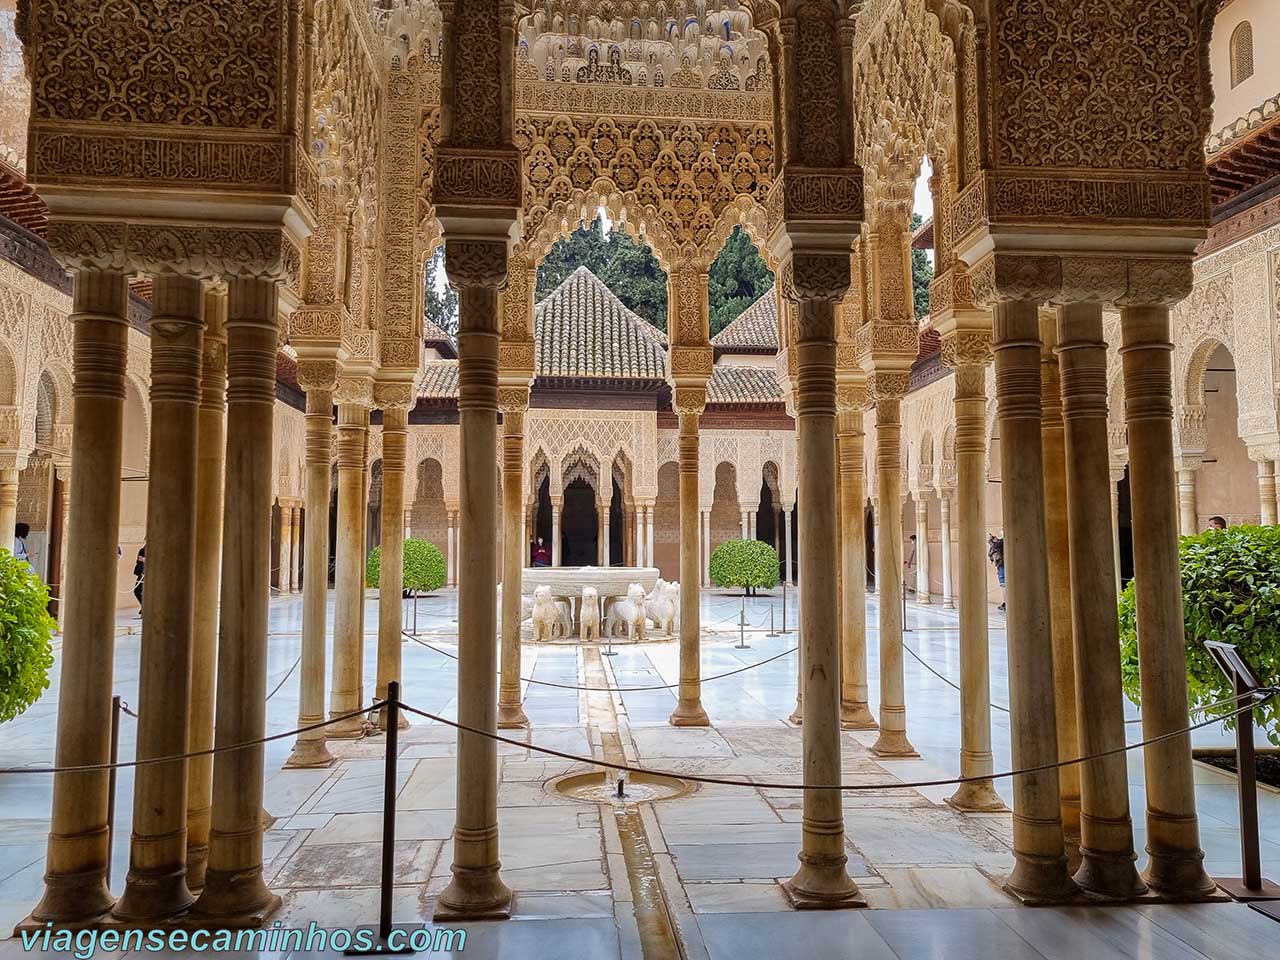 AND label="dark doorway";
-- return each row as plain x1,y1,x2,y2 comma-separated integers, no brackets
1118,467,1135,587
562,478,599,566
865,503,876,590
